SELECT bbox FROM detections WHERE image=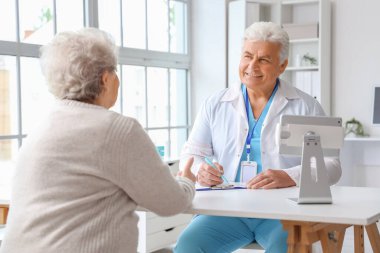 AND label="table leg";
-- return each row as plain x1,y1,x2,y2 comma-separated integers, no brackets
0,206,9,224
282,221,317,253
354,225,364,253
335,228,346,252
365,222,380,253
319,230,335,253
299,244,311,253
284,223,299,253
318,226,347,253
